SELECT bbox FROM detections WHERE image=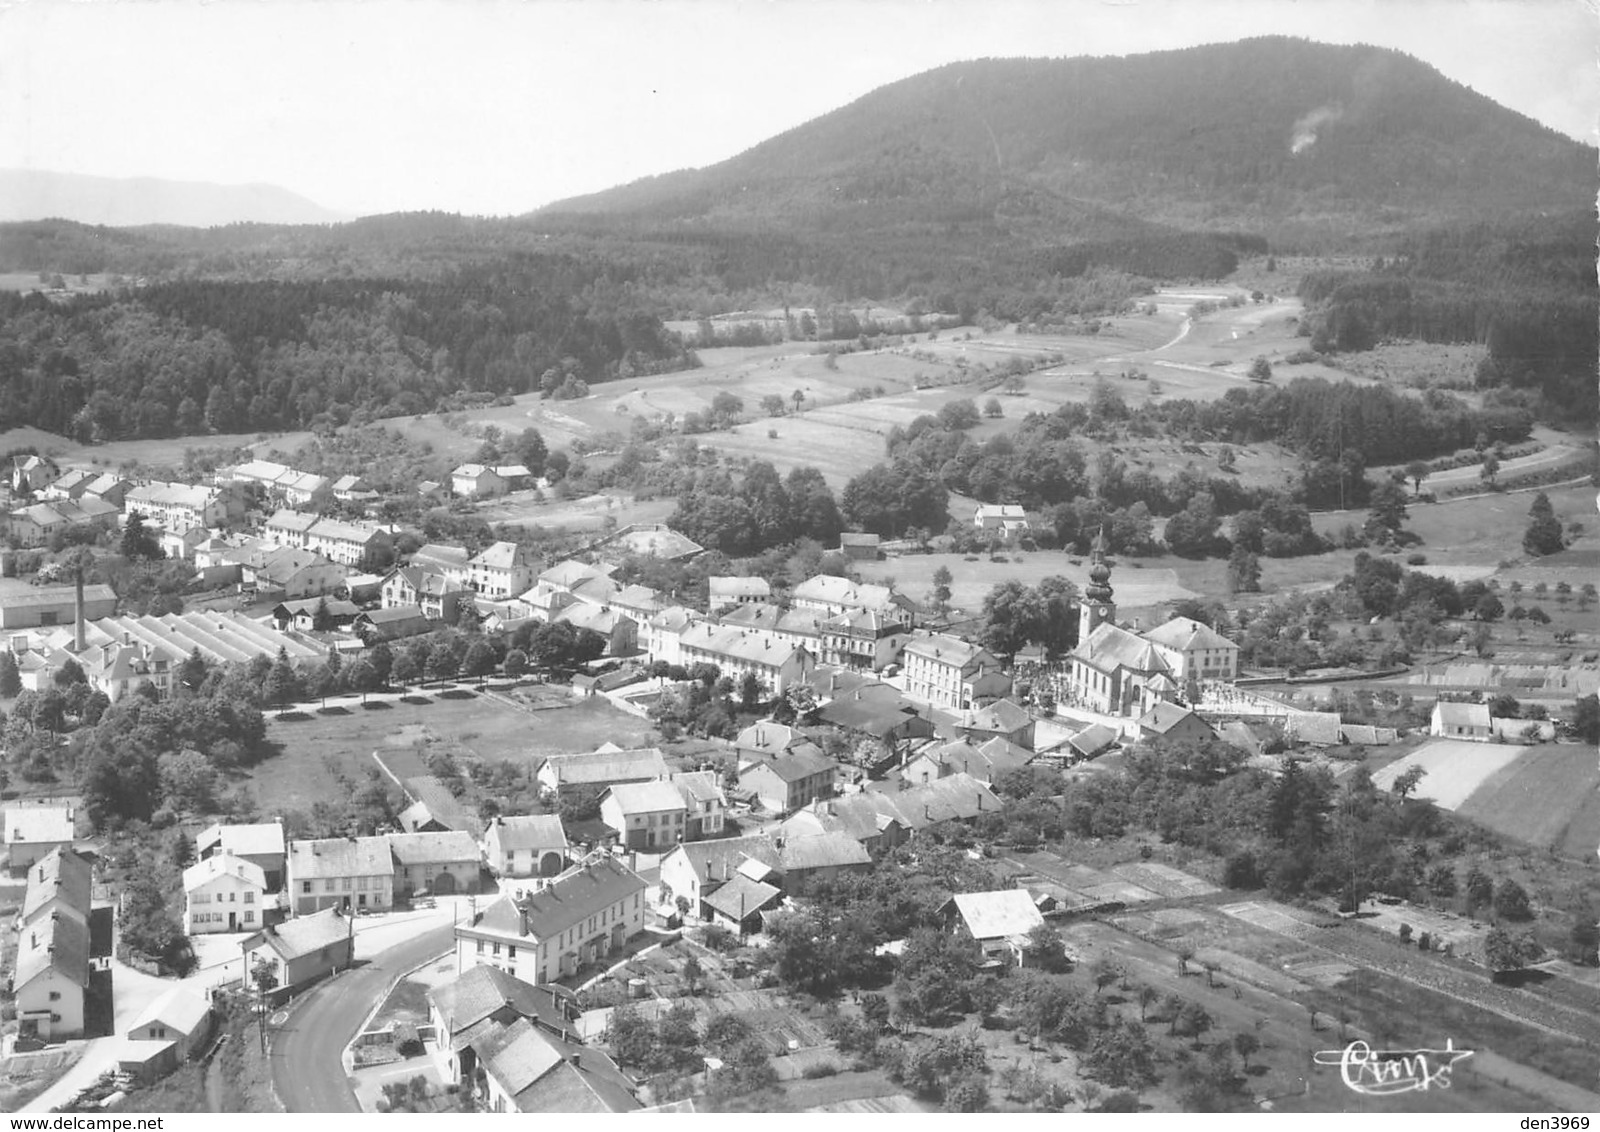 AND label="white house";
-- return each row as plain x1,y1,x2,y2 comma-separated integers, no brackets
599,780,688,851
1431,700,1492,741
183,851,269,935
973,504,1030,536
941,889,1046,966
482,815,569,879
